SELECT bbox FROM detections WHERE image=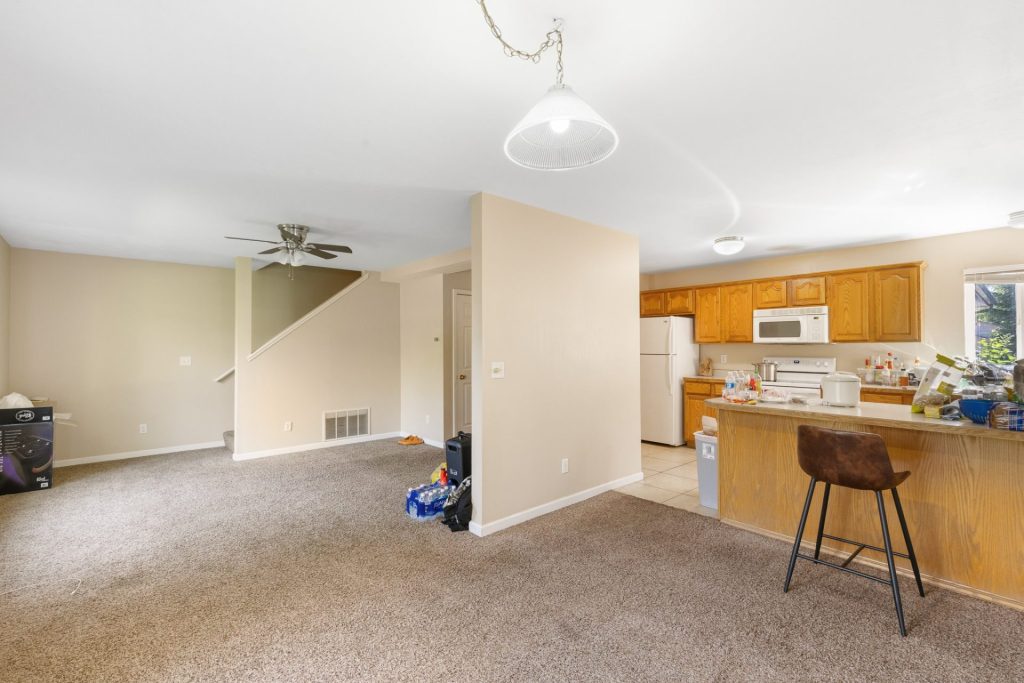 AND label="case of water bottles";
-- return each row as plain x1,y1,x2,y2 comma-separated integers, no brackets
406,482,454,521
